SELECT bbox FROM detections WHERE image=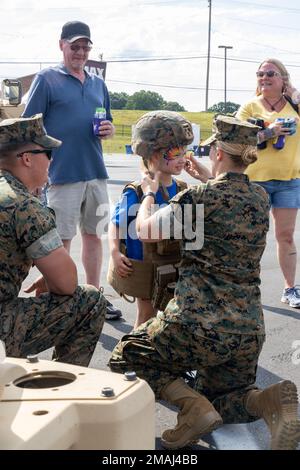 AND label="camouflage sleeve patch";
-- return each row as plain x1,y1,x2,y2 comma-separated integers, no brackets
15,199,57,250
26,228,63,259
